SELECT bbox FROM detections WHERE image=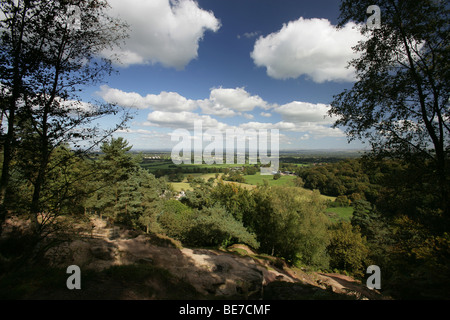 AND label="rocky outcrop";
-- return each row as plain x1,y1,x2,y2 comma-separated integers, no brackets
46,218,385,300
